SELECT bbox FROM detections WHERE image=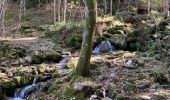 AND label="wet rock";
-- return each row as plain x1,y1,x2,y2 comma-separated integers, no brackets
37,74,52,82
31,68,38,75
37,64,46,73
